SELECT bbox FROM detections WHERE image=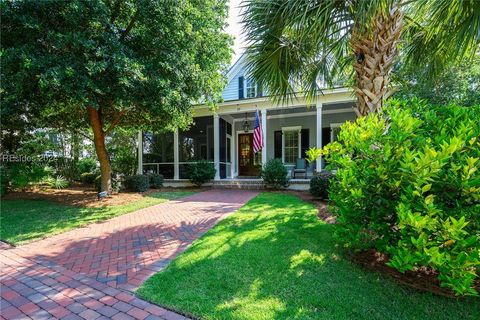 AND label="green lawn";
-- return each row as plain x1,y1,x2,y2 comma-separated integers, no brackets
0,191,195,245
138,193,479,320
